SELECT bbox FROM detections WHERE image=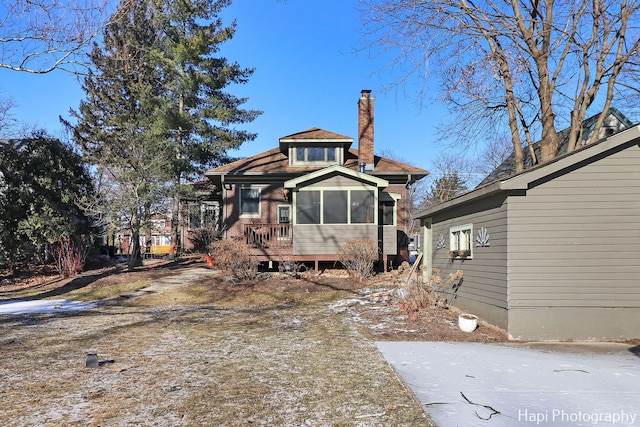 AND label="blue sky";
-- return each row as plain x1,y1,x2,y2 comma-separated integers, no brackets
0,0,445,173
